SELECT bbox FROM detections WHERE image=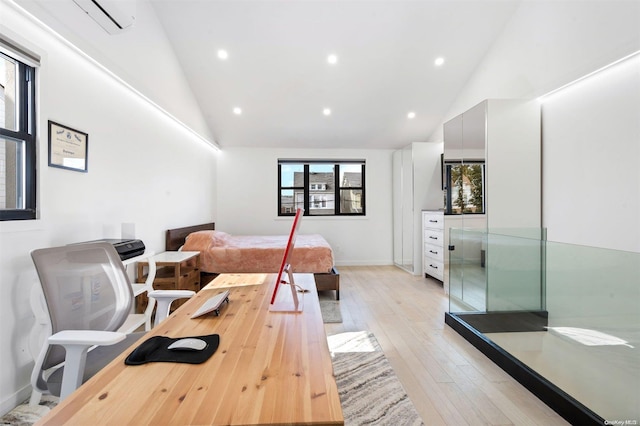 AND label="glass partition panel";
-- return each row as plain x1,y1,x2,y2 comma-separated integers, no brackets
448,231,640,423
485,231,545,312
449,228,488,312
448,228,465,311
